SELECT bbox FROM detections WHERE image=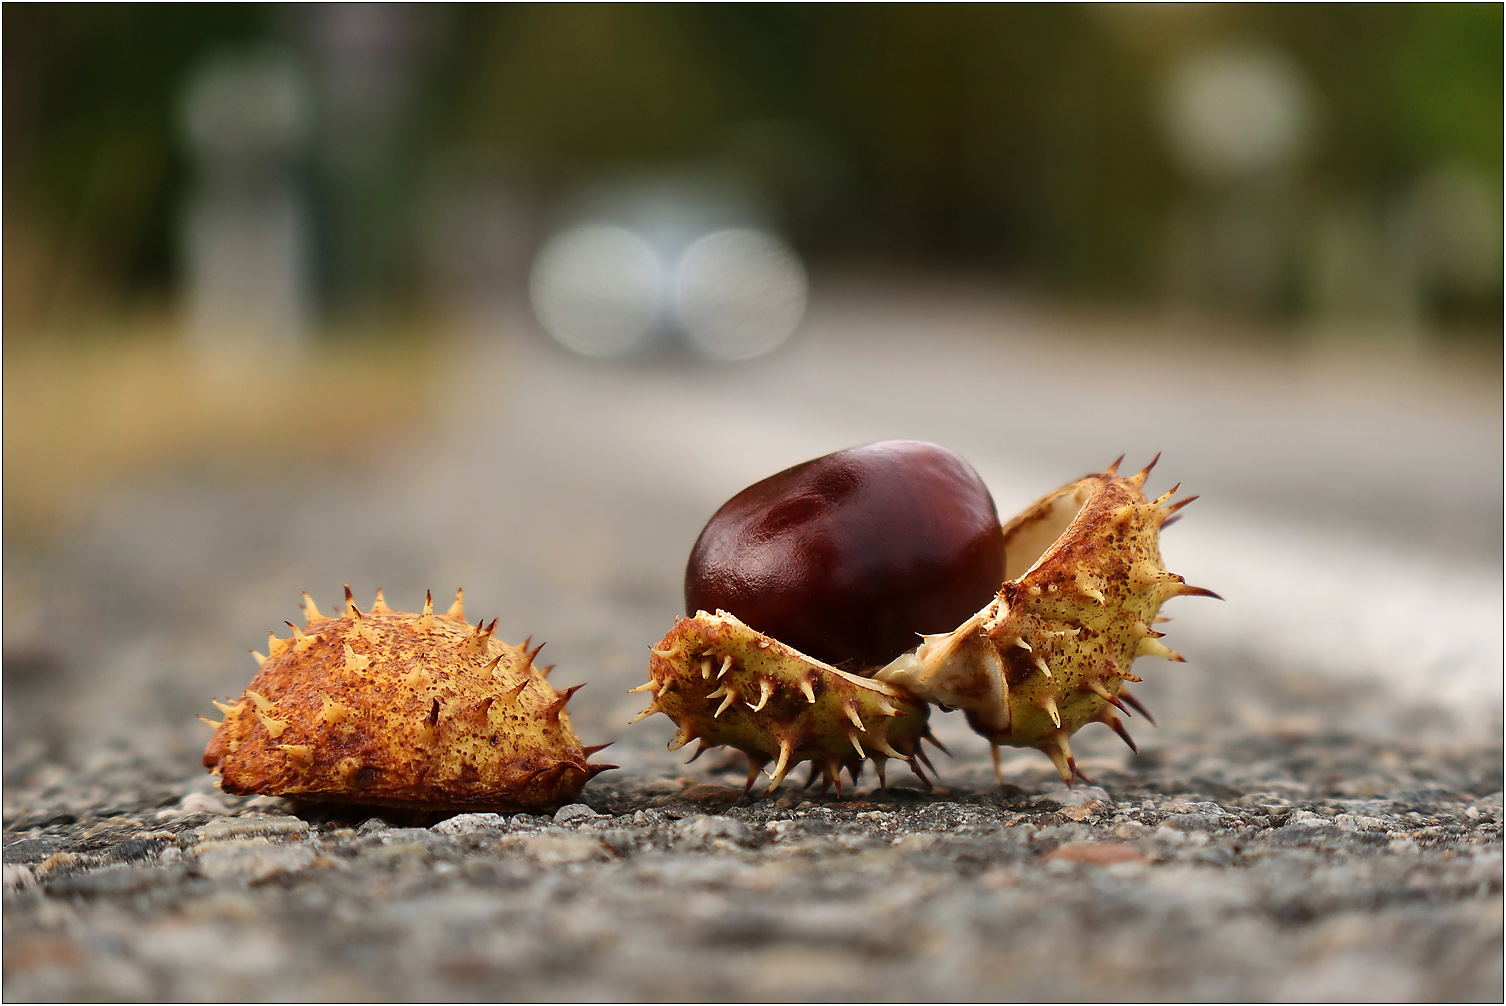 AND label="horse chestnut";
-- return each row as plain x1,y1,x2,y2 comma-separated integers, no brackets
685,440,1005,668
